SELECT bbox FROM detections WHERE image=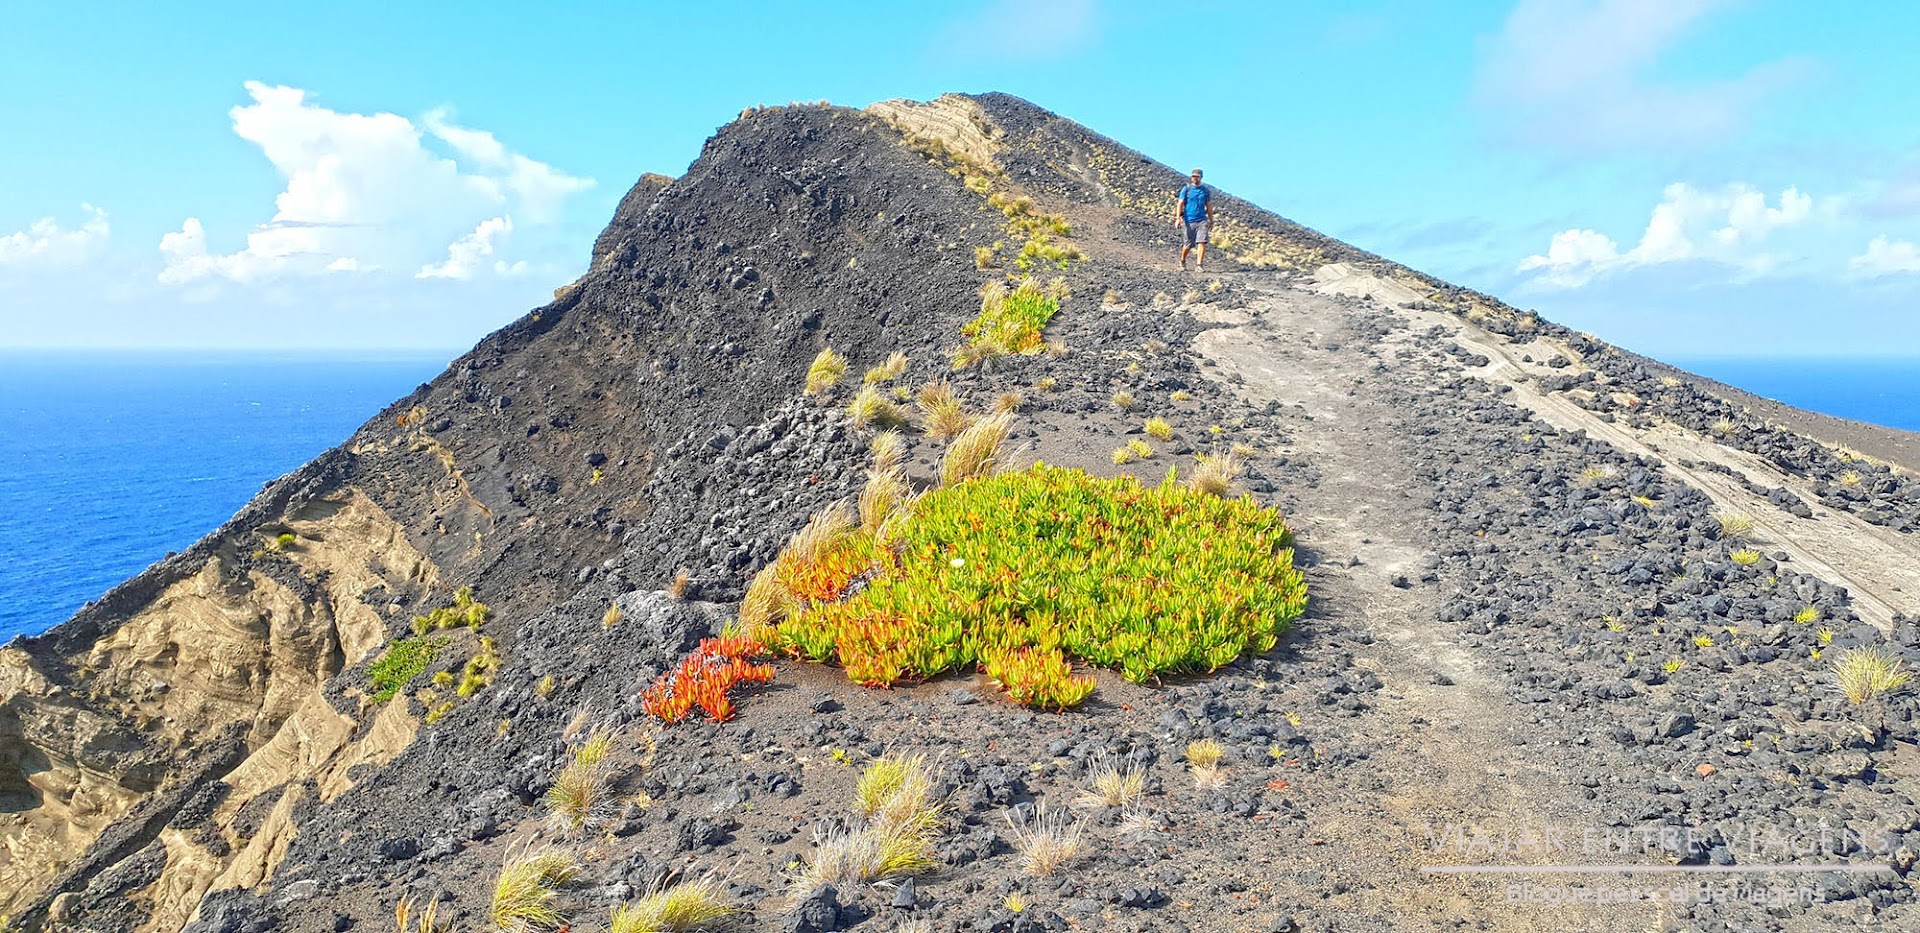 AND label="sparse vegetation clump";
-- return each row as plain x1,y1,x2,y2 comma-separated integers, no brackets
368,636,439,703
955,278,1064,368
806,348,849,396
491,848,579,932
1835,648,1912,706
1186,738,1226,789
916,381,972,440
411,586,492,635
790,754,942,900
1714,511,1757,540
1143,417,1174,441
864,351,909,384
939,412,1014,487
609,876,736,933
546,727,614,834
1110,391,1136,411
848,385,909,431
1076,757,1145,810
768,462,1305,706
642,636,775,724
1729,548,1762,566
1189,452,1243,498
1003,804,1084,876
